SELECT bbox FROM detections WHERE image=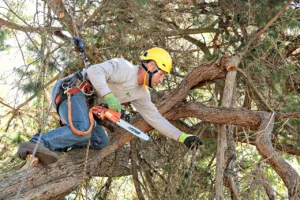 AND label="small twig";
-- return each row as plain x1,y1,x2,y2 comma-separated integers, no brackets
237,68,275,112
240,0,295,56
